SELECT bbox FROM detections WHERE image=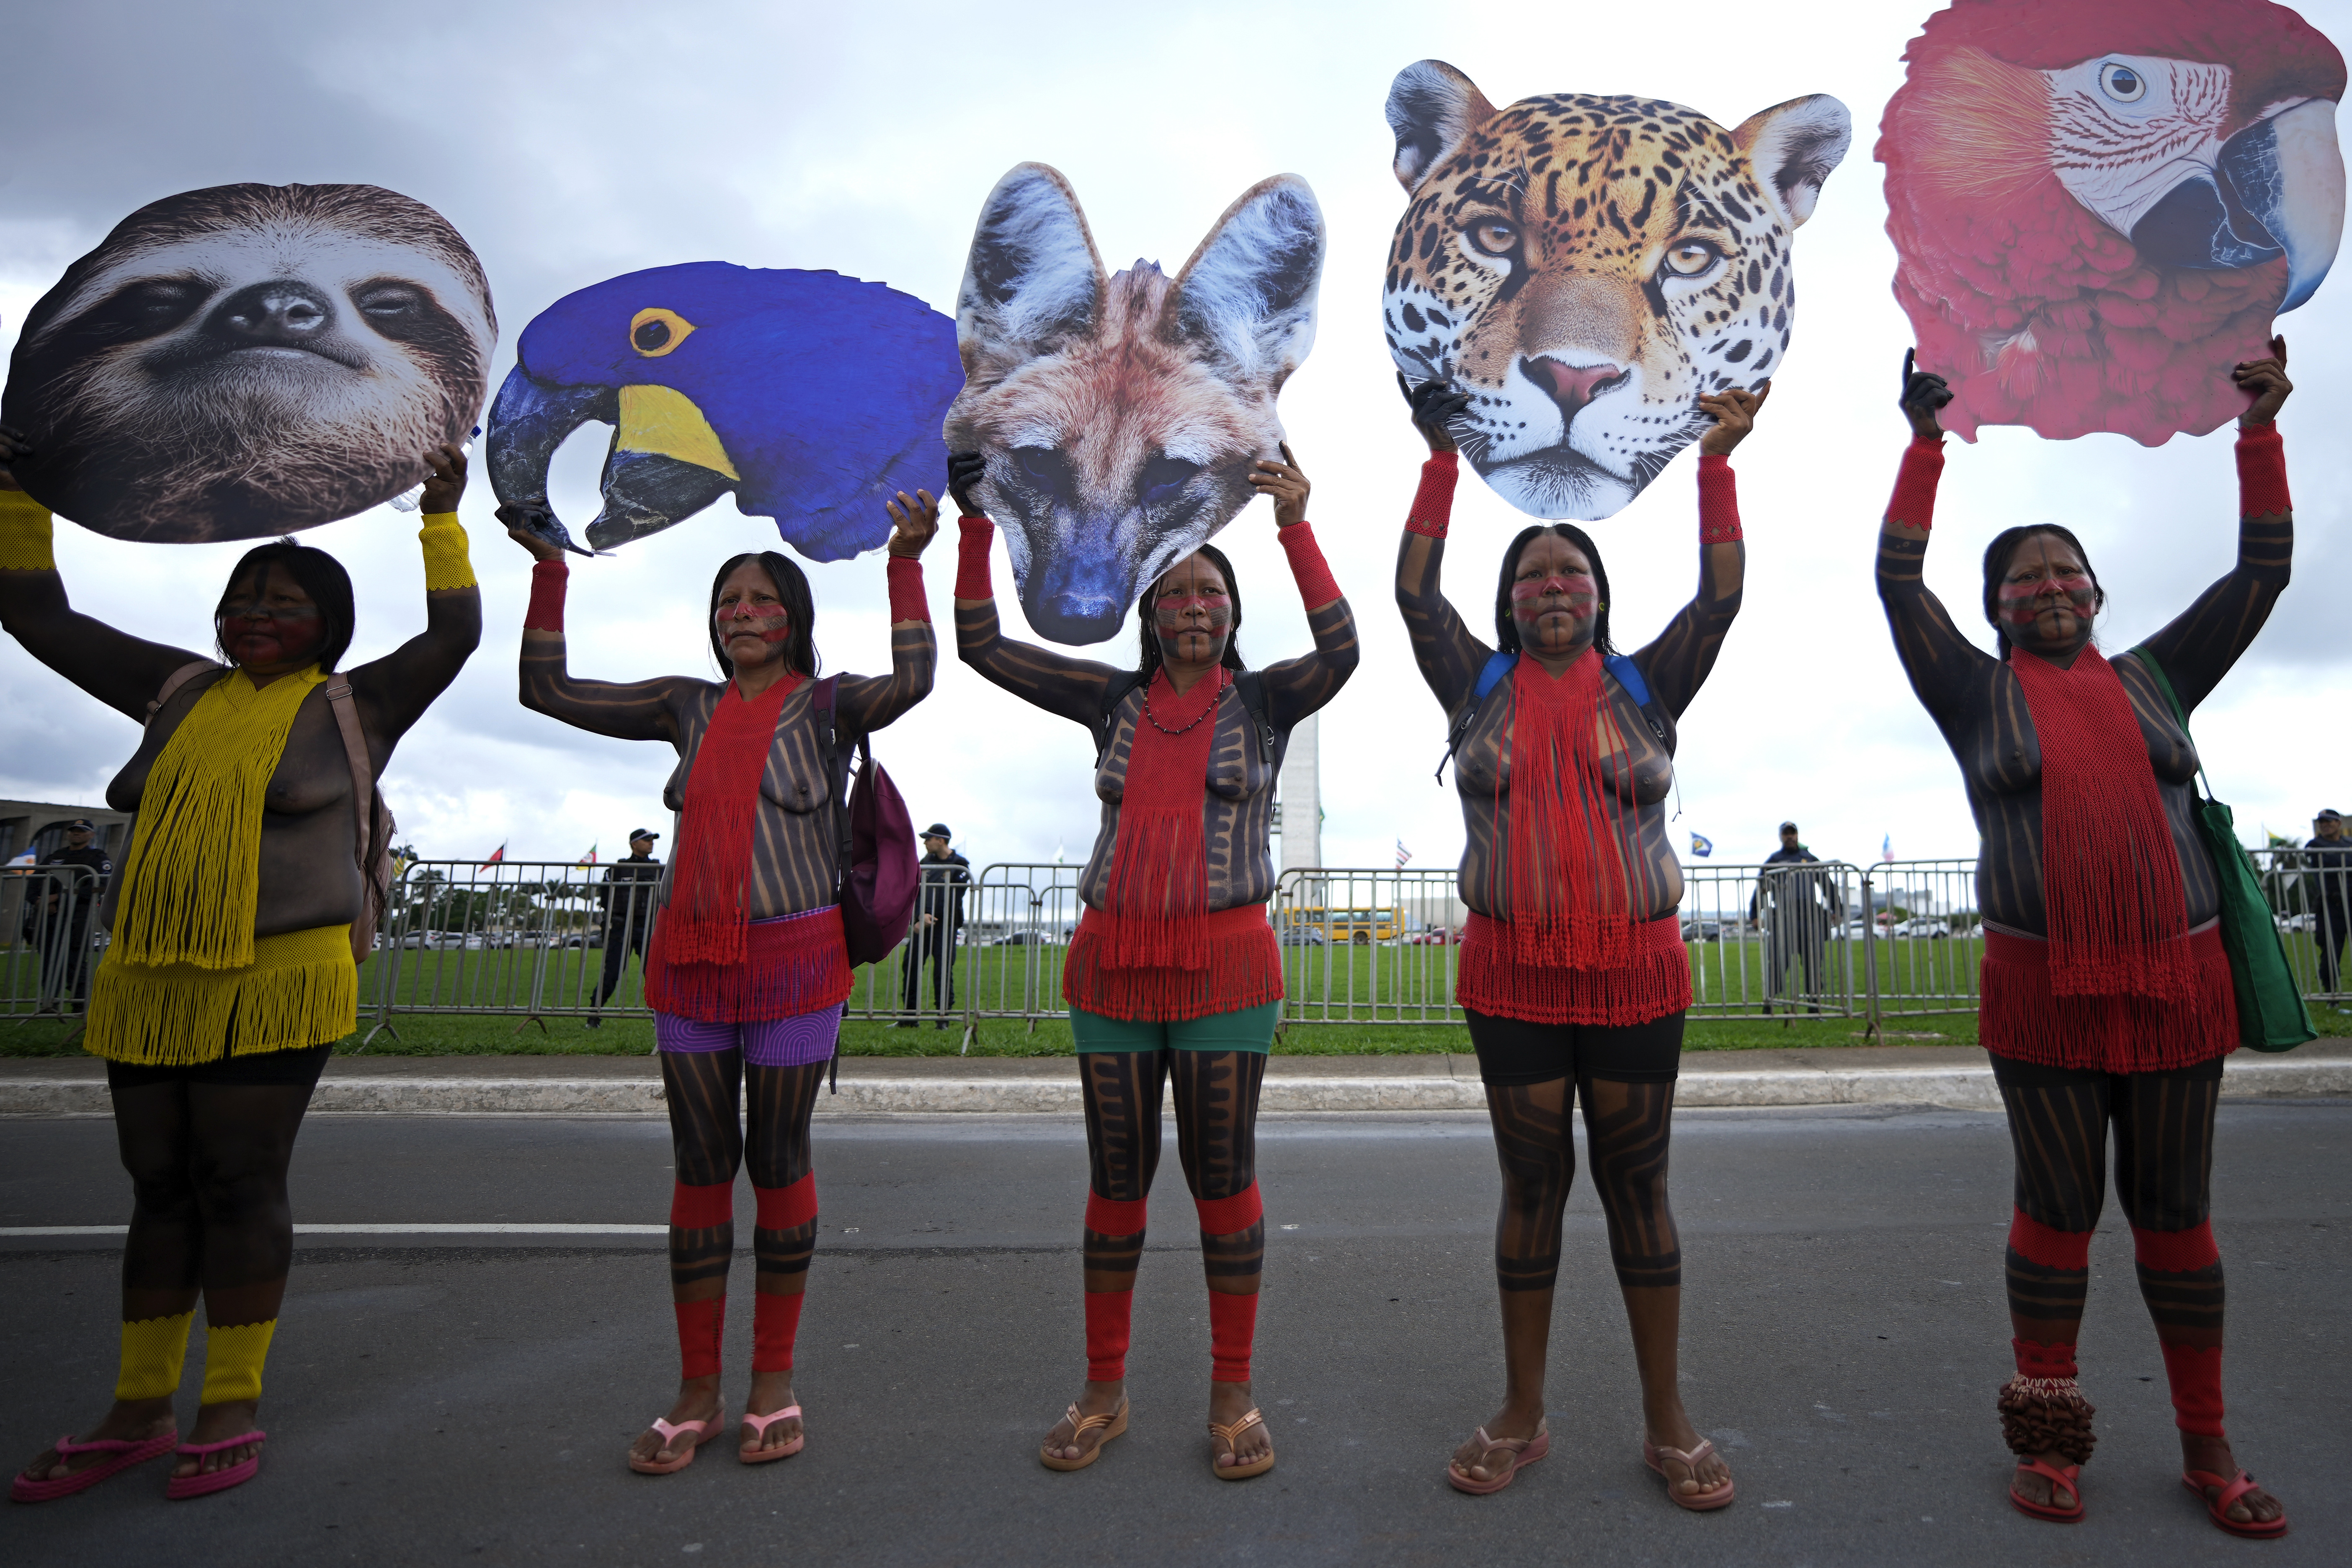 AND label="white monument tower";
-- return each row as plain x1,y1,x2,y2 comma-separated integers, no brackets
1277,712,1321,872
